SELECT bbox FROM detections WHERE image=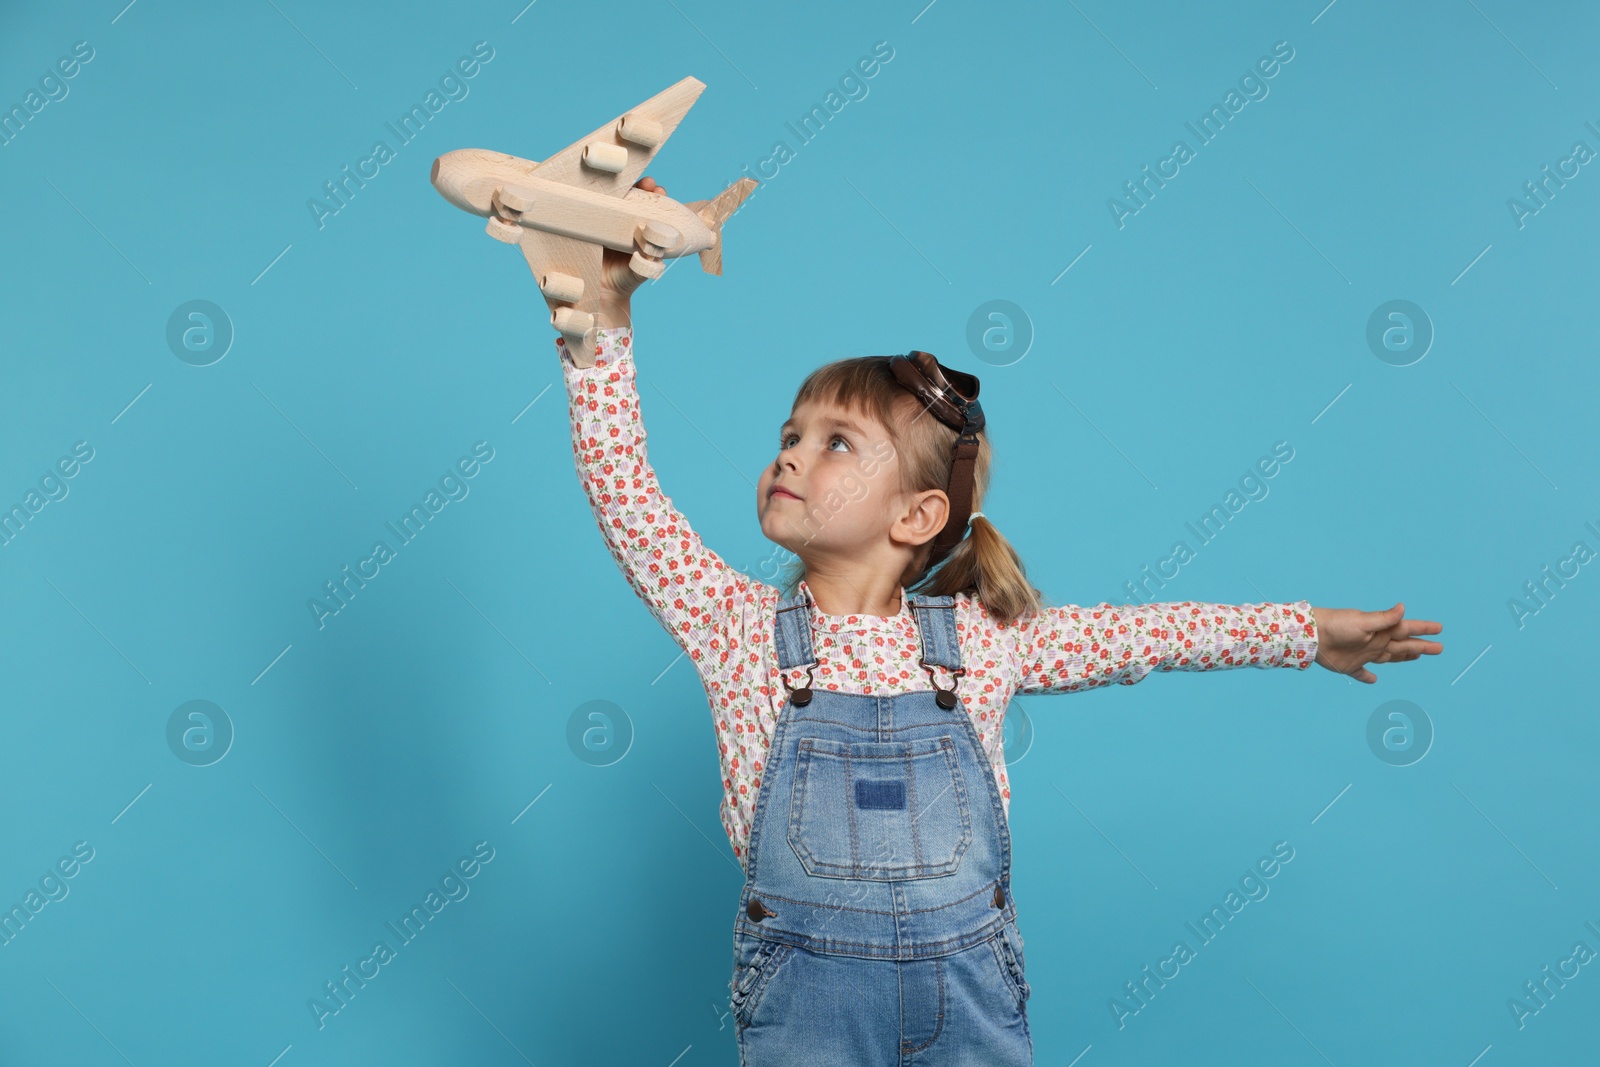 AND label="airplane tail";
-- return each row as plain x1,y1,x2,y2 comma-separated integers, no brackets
686,177,758,275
